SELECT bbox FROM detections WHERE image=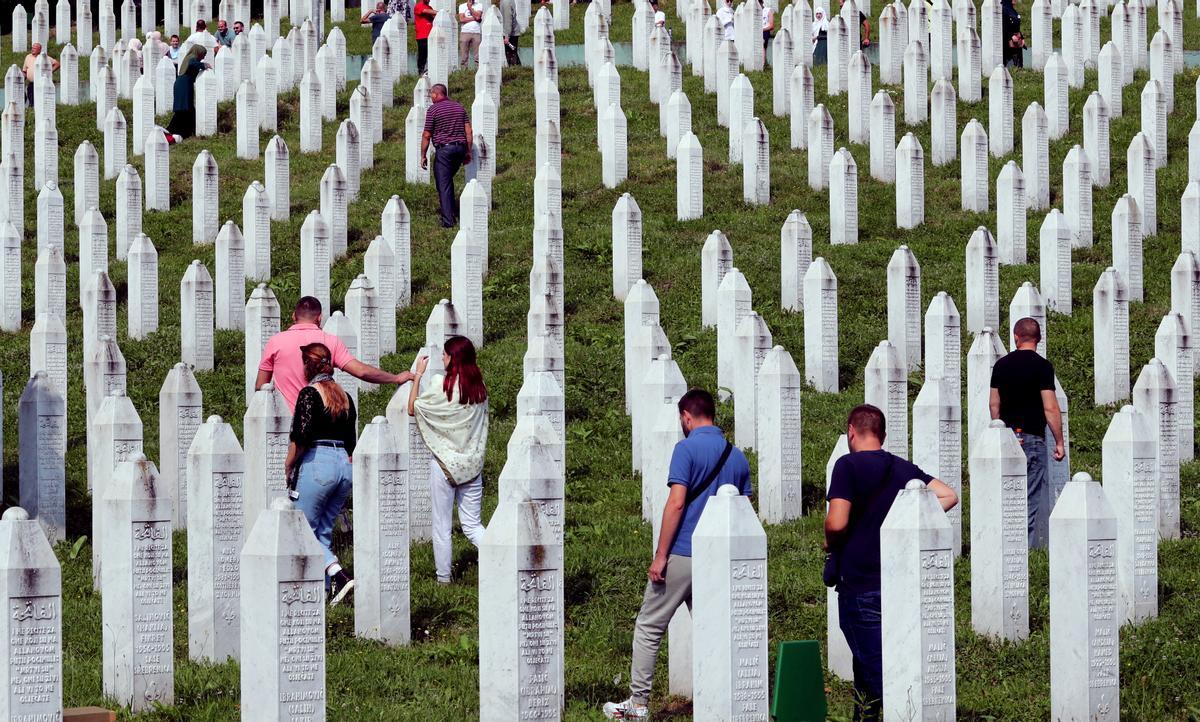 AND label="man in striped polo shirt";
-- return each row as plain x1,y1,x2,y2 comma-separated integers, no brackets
420,84,474,228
